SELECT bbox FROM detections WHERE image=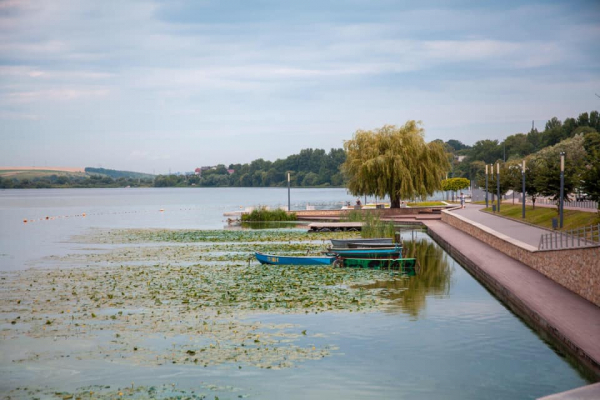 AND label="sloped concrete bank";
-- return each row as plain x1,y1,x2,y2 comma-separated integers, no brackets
424,220,600,381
